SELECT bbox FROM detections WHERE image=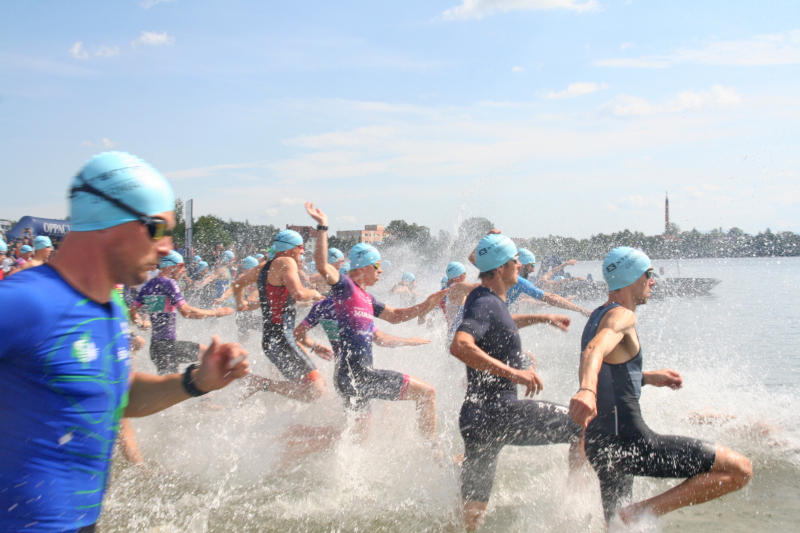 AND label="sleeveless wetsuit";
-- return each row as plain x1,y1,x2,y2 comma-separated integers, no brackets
258,260,317,382
457,287,581,503
0,266,132,532
581,303,716,521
